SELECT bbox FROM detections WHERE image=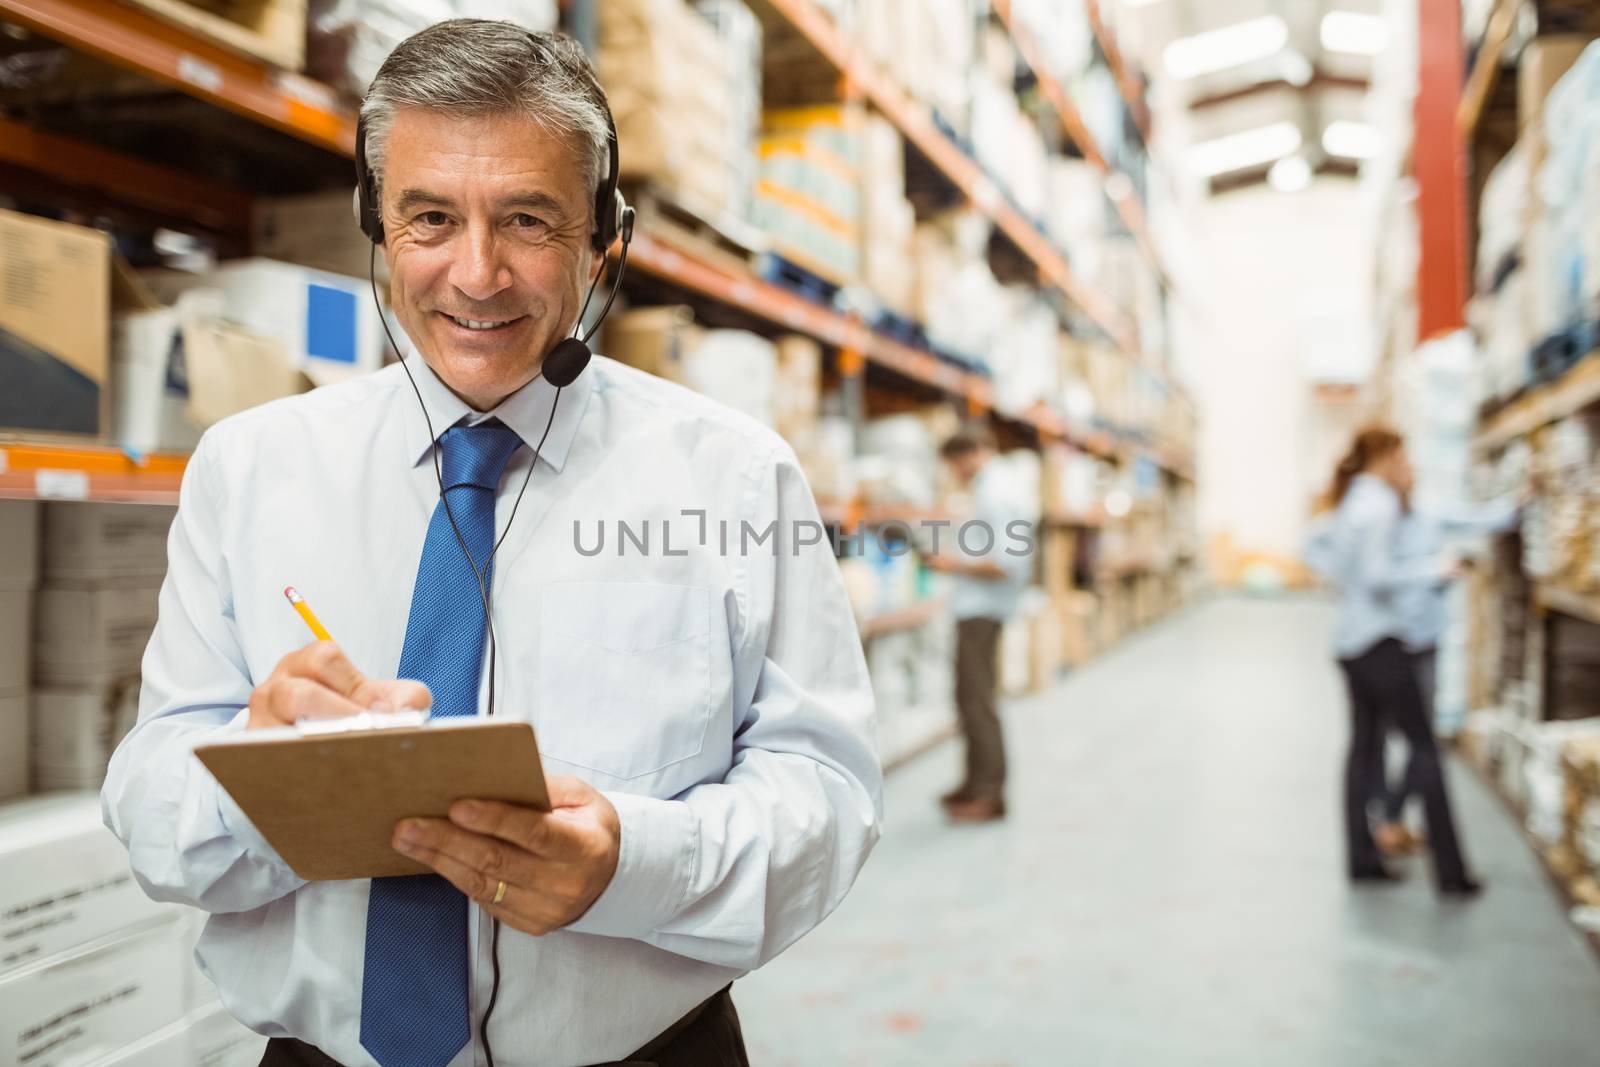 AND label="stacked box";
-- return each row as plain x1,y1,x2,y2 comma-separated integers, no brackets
602,0,738,215
0,210,111,439
0,501,39,799
853,0,975,134
692,0,762,225
858,115,916,316
756,106,864,286
1562,735,1600,900
31,503,171,792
